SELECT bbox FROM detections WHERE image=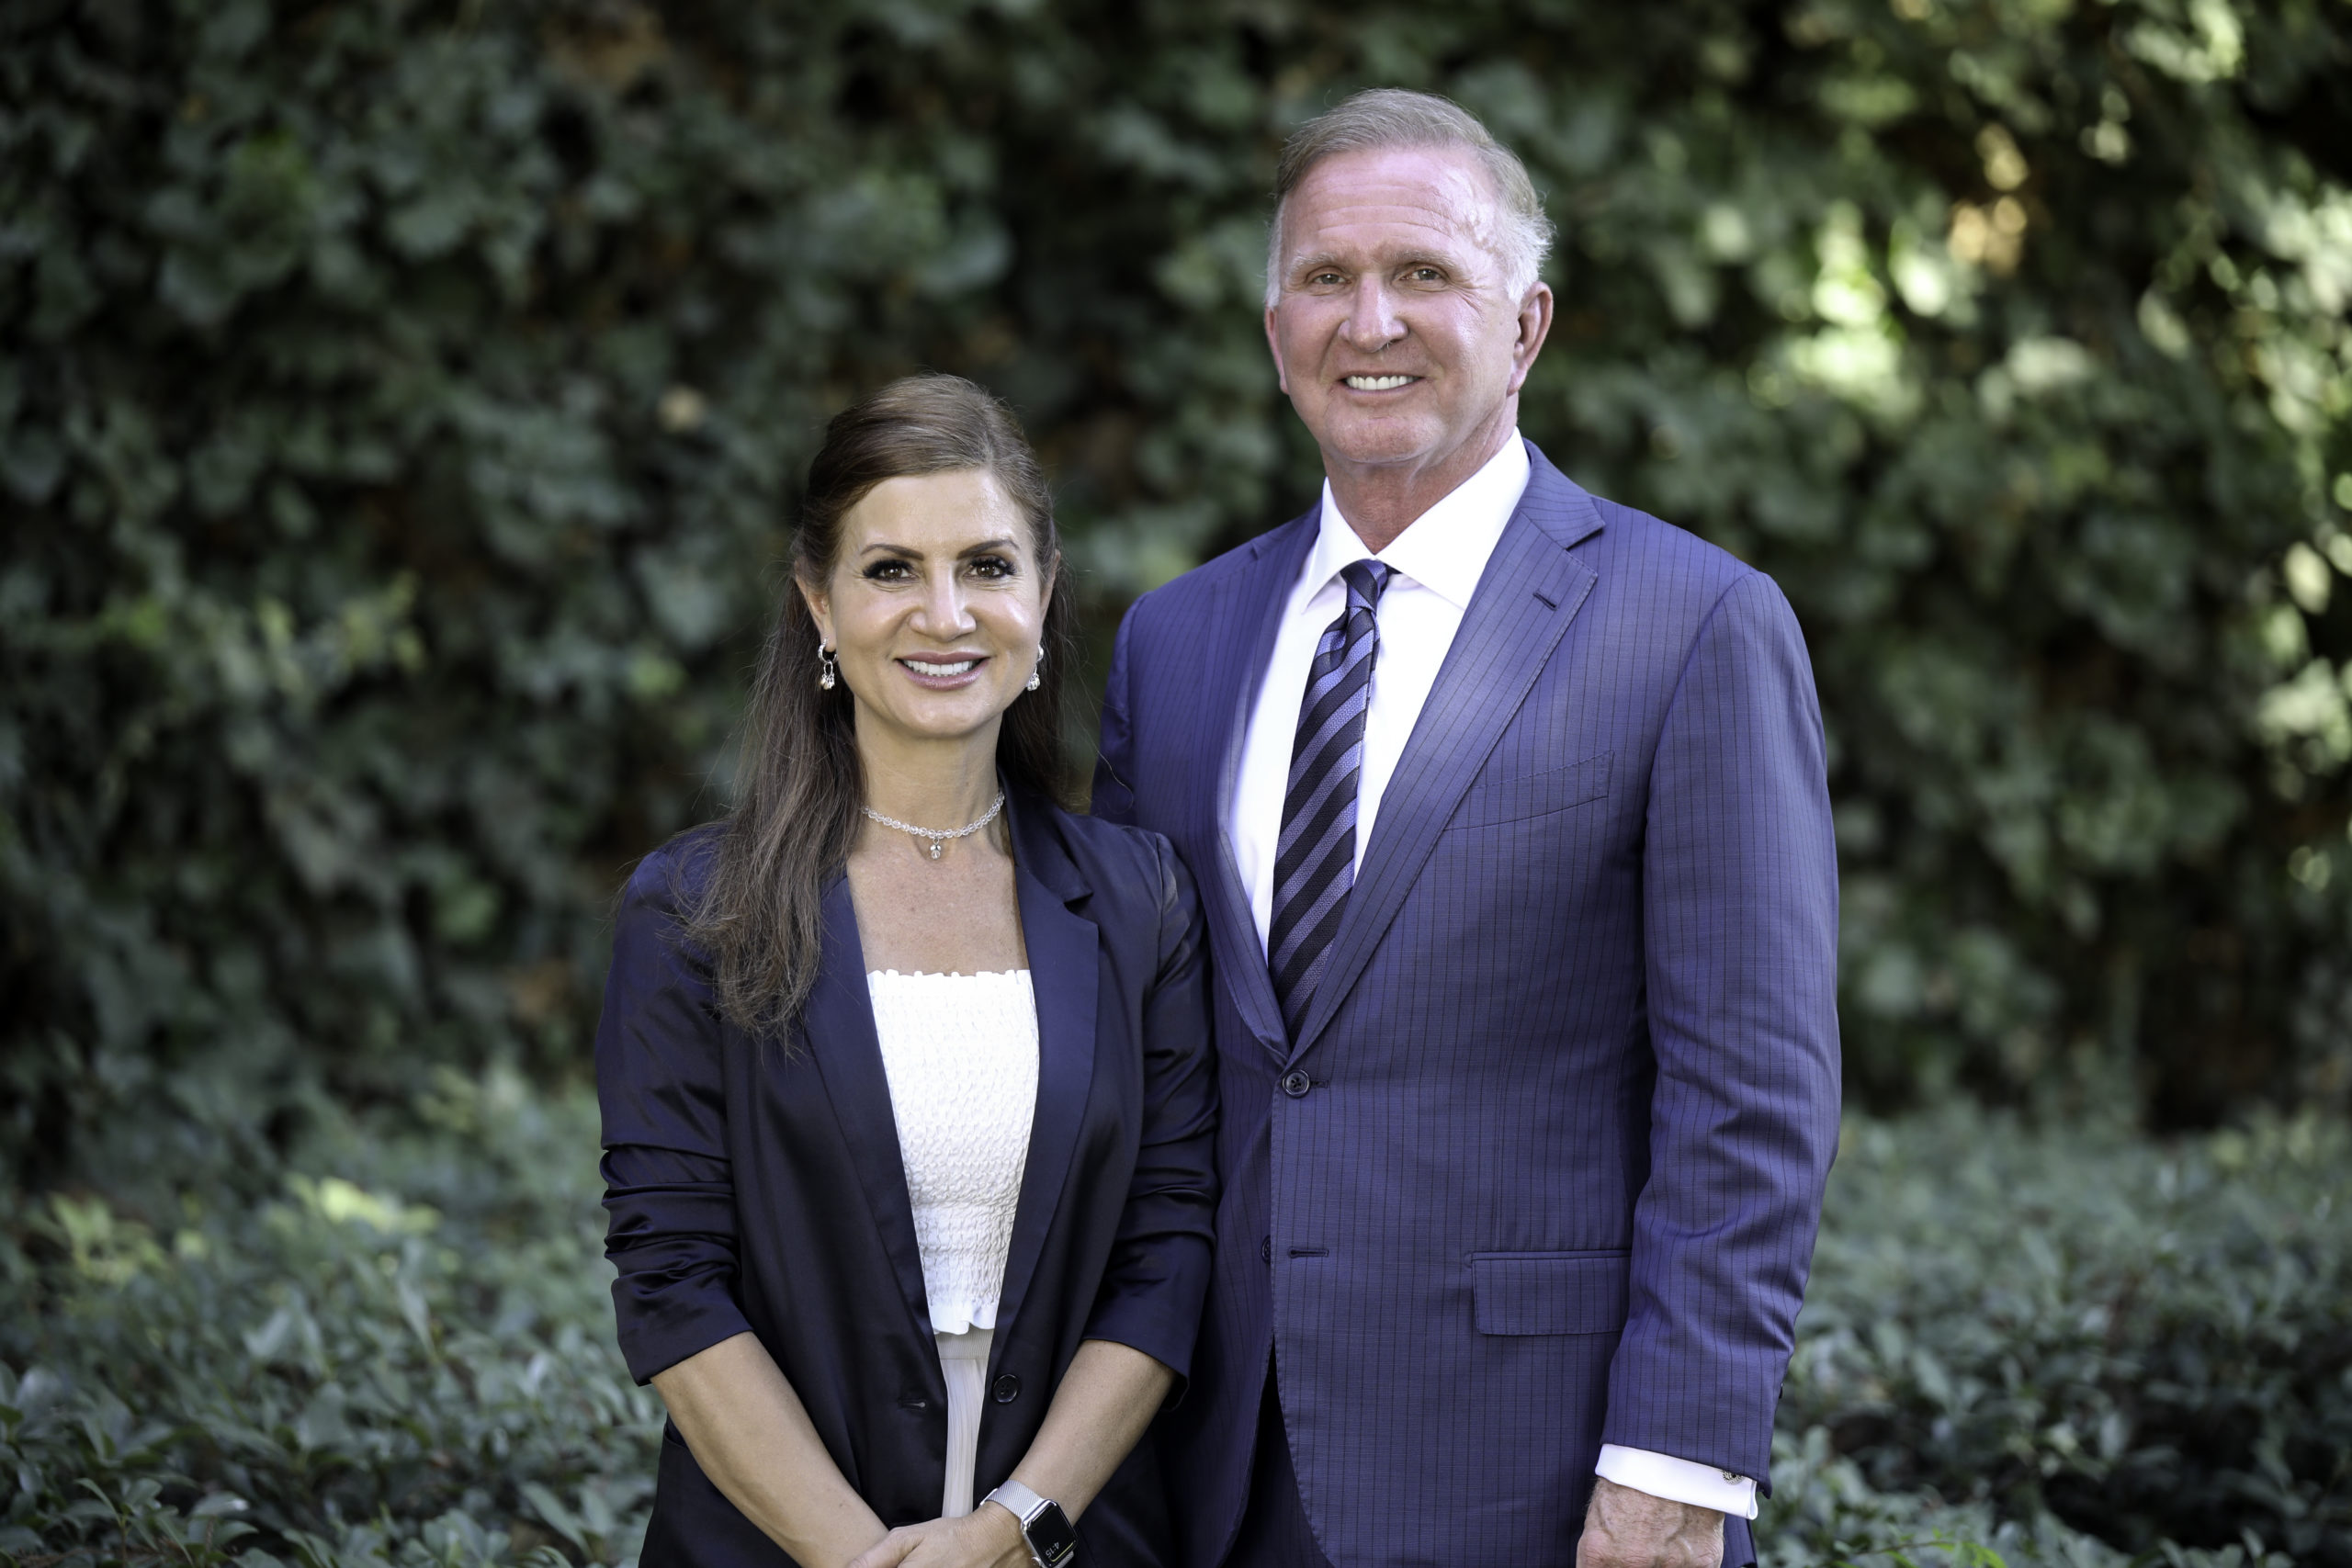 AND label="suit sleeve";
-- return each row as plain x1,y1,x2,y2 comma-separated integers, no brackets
1603,570,1841,1492
1091,604,1141,827
1080,833,1220,1387
595,848,756,1386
